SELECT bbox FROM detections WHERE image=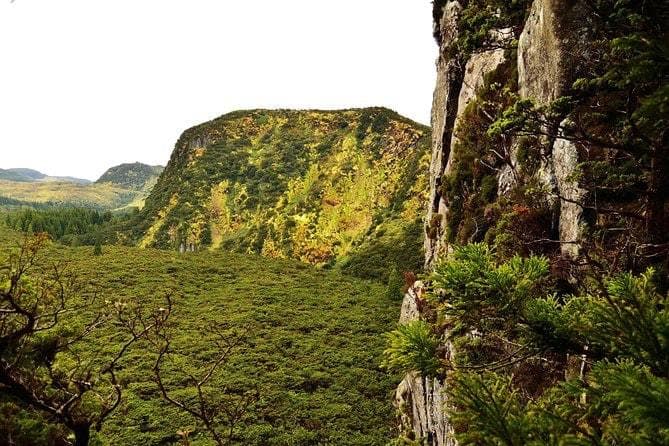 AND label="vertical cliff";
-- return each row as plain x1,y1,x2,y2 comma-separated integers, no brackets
425,0,595,268
516,0,594,259
393,283,455,445
393,0,668,443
